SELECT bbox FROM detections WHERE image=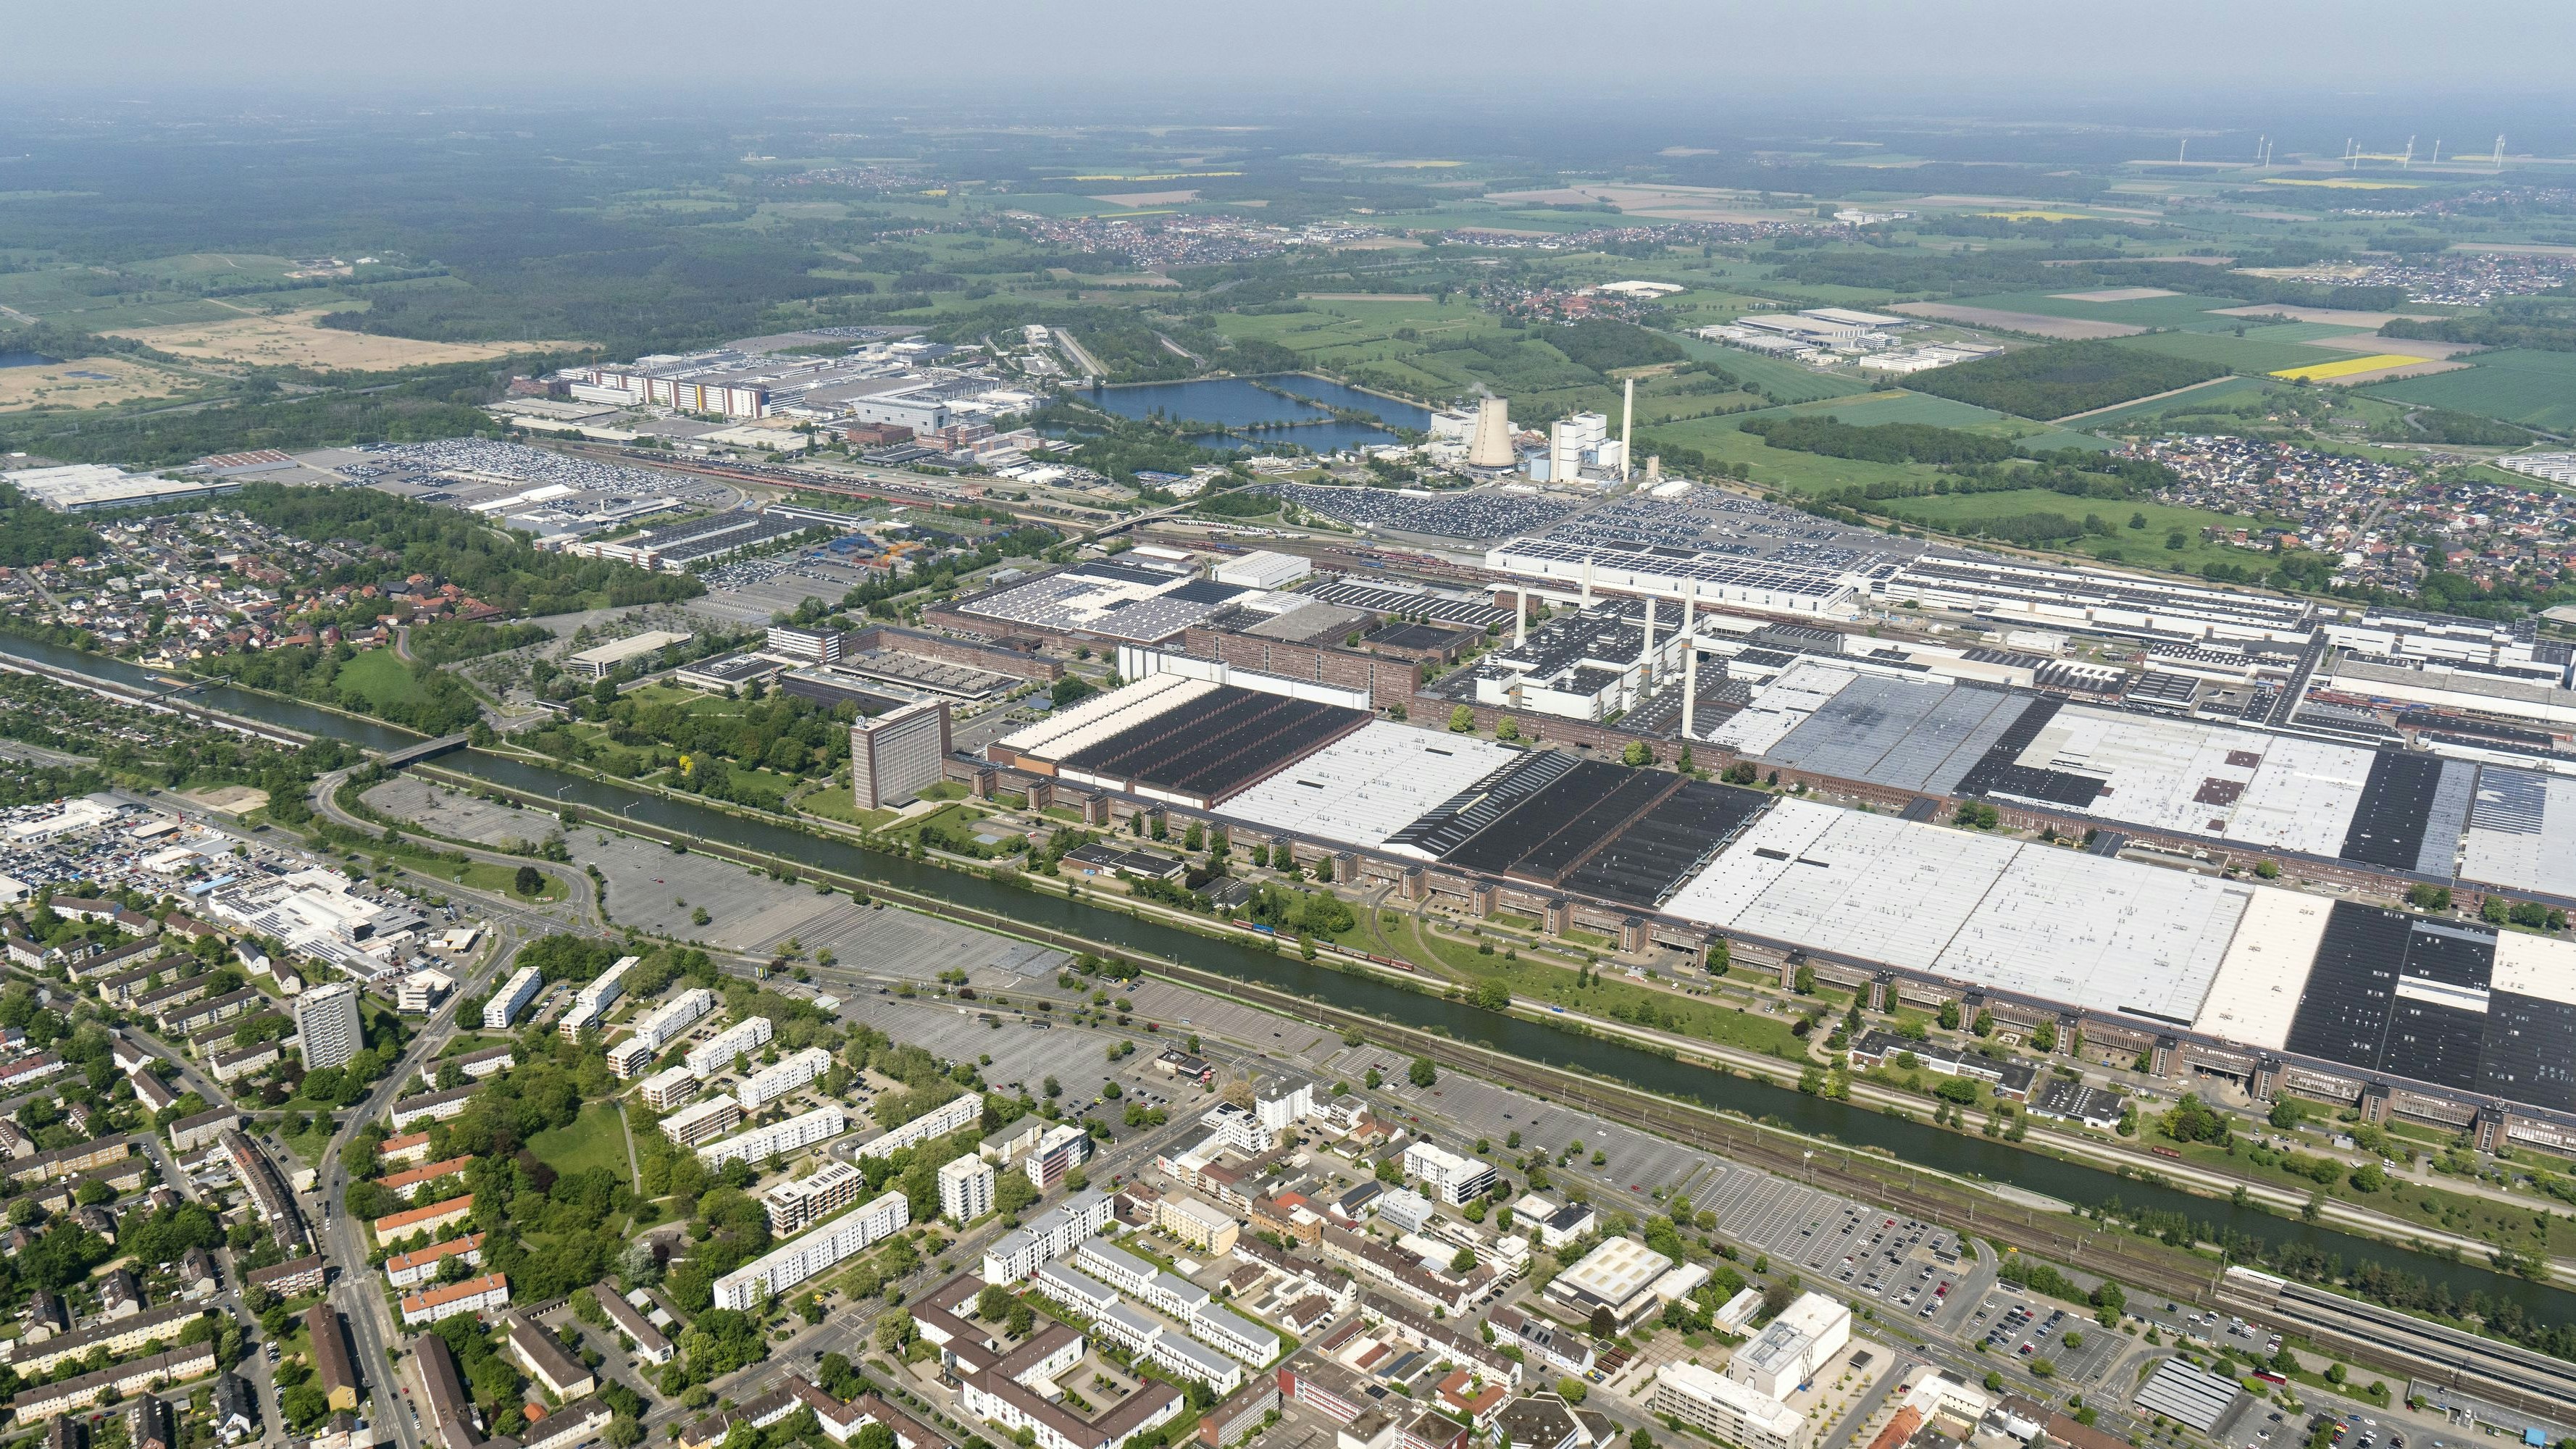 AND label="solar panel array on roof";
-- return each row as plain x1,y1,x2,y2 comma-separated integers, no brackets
1057,685,1371,807
1560,782,1770,908
2286,905,2495,1090
2336,752,2452,872
2460,767,2576,901
1383,751,1578,860
1443,762,1675,883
